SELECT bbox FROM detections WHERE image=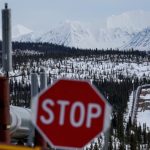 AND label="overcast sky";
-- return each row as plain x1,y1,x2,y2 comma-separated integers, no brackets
0,0,150,31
